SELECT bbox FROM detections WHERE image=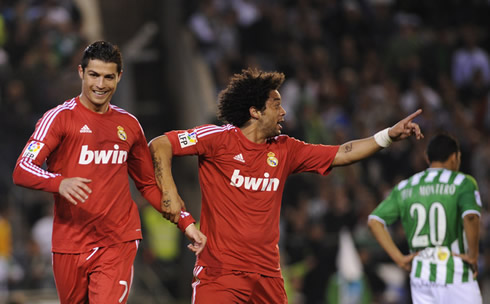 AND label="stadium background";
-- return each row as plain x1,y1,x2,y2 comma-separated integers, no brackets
0,0,489,303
